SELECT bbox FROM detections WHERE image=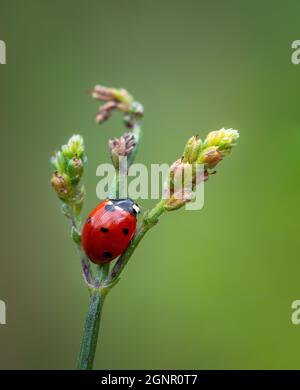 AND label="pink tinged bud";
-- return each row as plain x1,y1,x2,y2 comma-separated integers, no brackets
197,146,222,169
91,85,133,105
91,85,116,101
51,172,72,200
169,159,185,187
91,84,137,125
168,159,195,200
95,101,118,124
109,133,136,168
